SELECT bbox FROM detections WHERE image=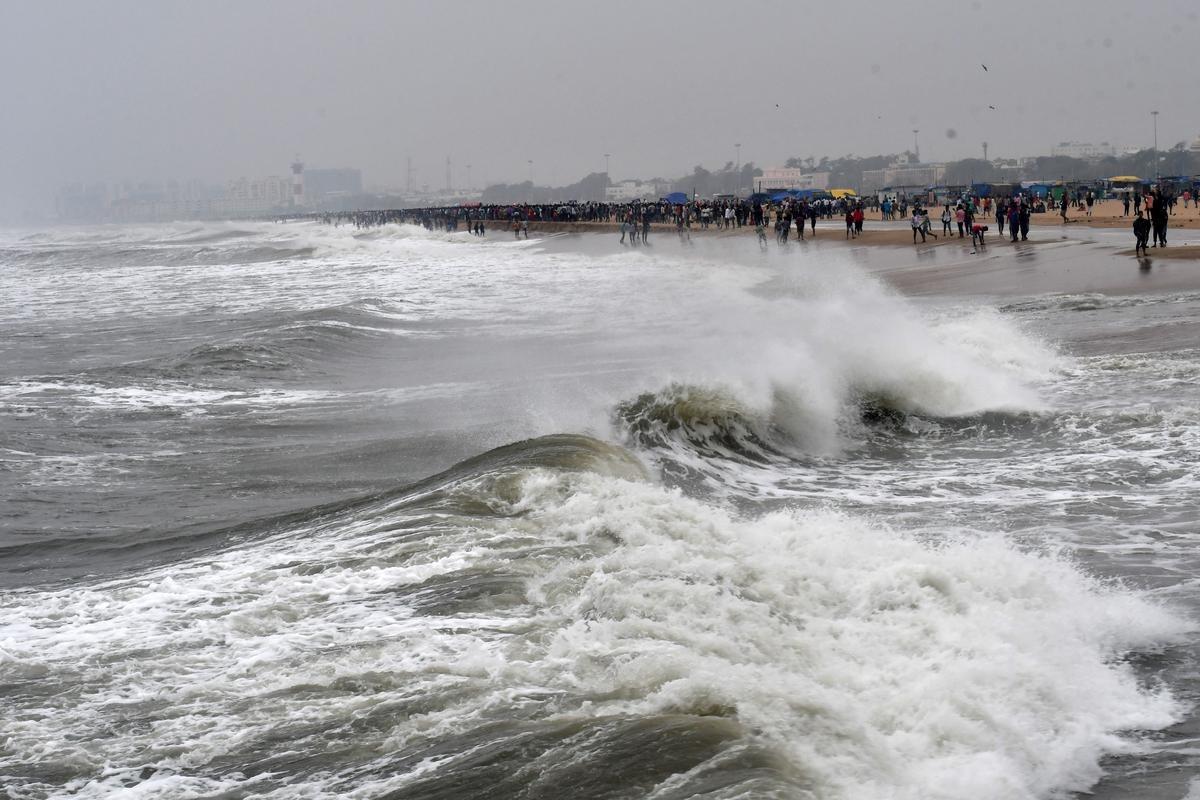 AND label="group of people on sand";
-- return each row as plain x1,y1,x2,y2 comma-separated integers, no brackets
766,199,821,243
1132,188,1172,255
619,211,651,244
900,195,1035,249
